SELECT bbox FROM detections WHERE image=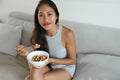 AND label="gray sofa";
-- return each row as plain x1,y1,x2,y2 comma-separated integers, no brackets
0,11,120,80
